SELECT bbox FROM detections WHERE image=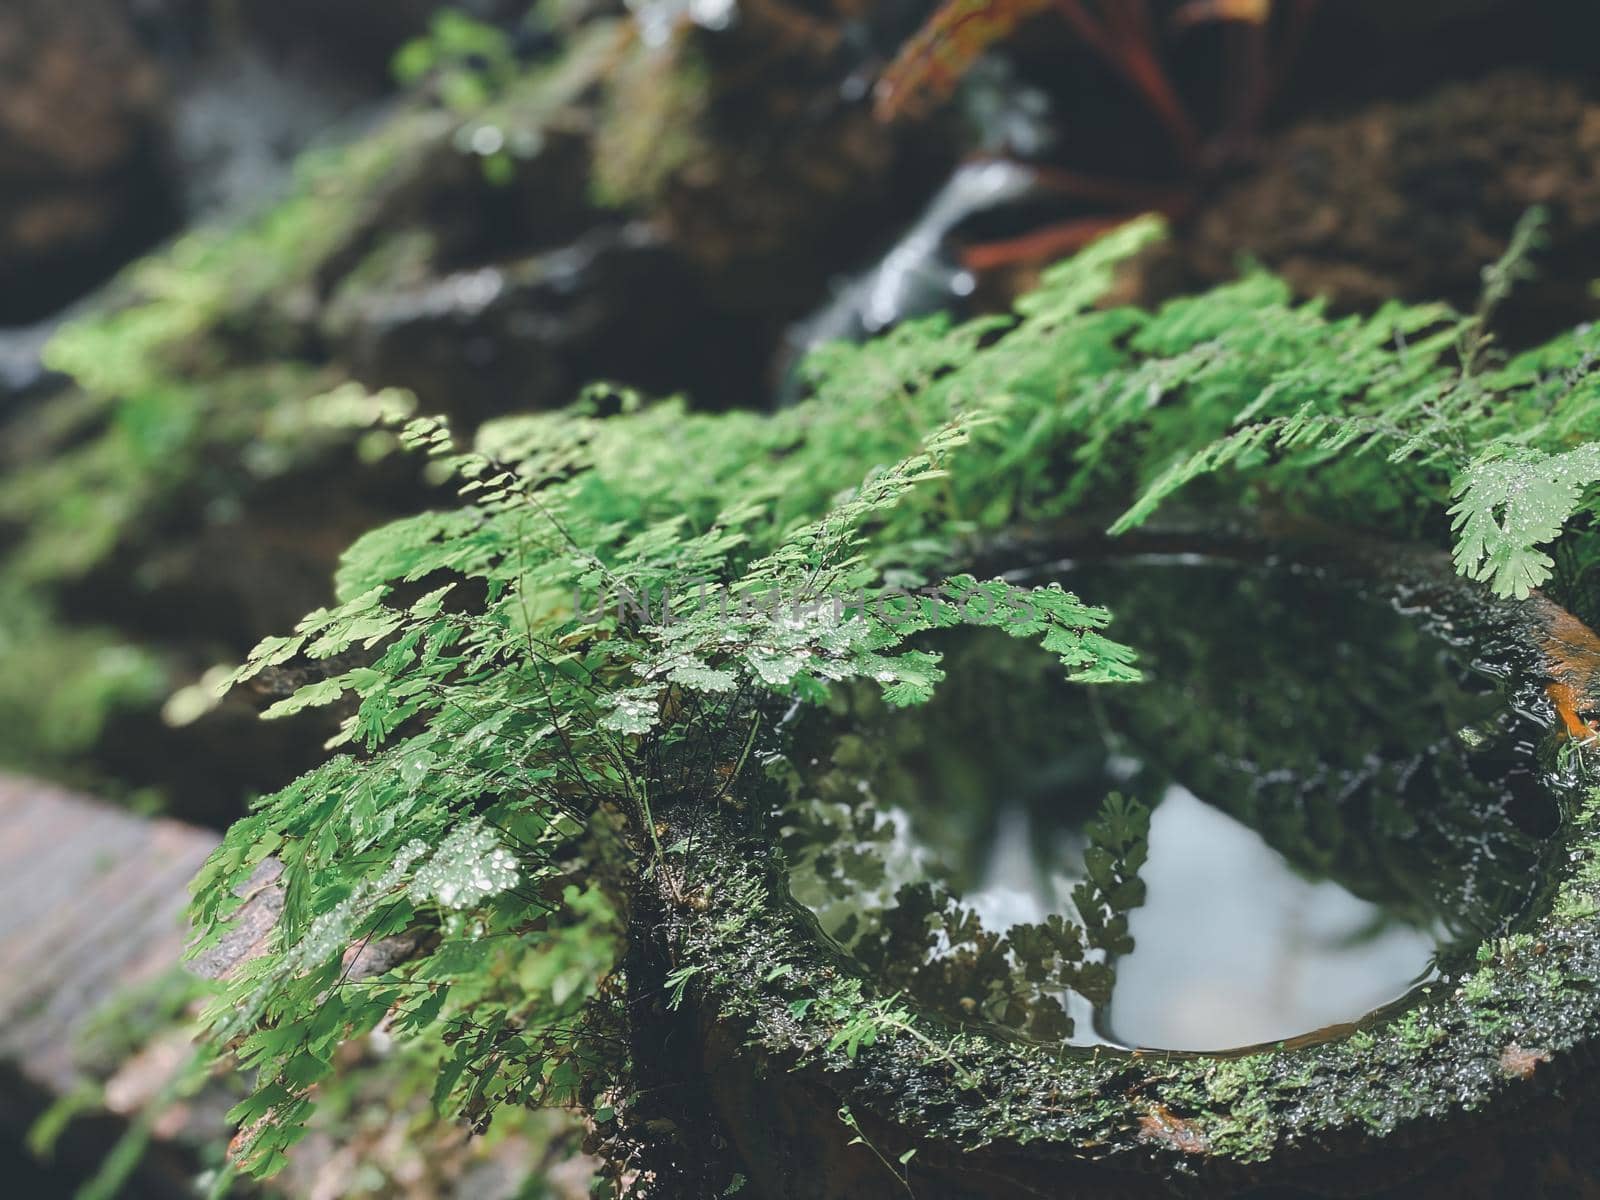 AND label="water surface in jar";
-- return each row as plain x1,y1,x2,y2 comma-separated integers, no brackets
775,555,1570,1051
